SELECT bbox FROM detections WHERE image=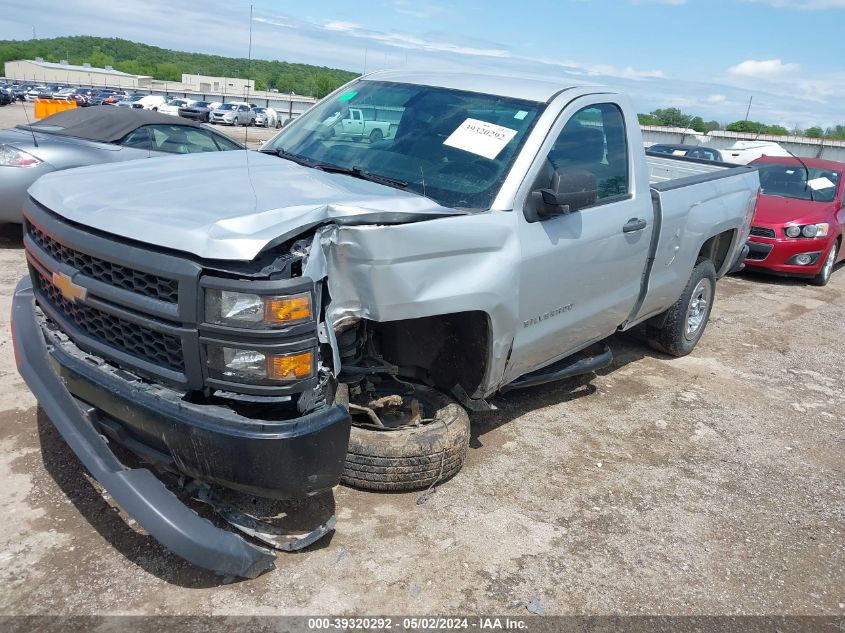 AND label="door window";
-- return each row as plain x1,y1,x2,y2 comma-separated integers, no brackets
536,103,629,206
121,125,241,153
